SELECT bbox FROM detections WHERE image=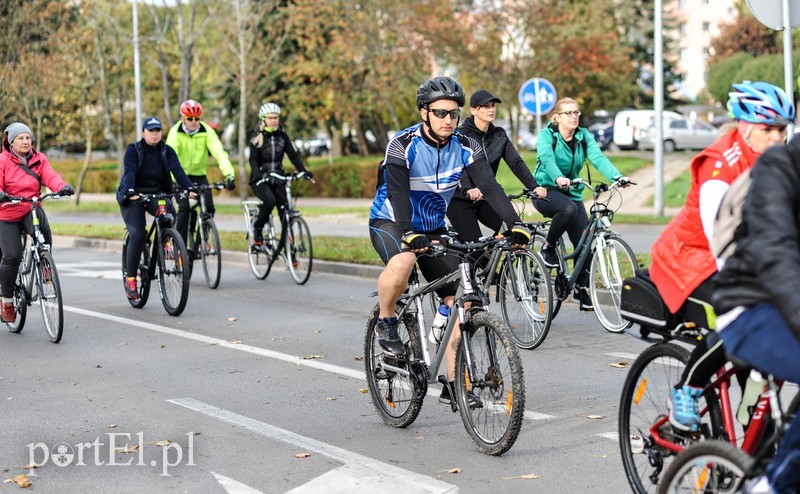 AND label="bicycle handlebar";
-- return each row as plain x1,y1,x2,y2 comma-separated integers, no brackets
191,182,226,191
255,171,316,187
2,191,72,206
508,189,547,201
570,177,636,193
